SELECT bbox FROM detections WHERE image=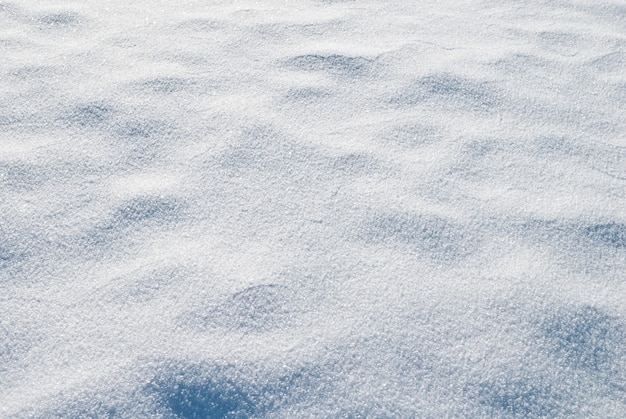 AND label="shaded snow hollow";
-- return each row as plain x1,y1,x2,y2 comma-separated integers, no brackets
1,0,625,417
